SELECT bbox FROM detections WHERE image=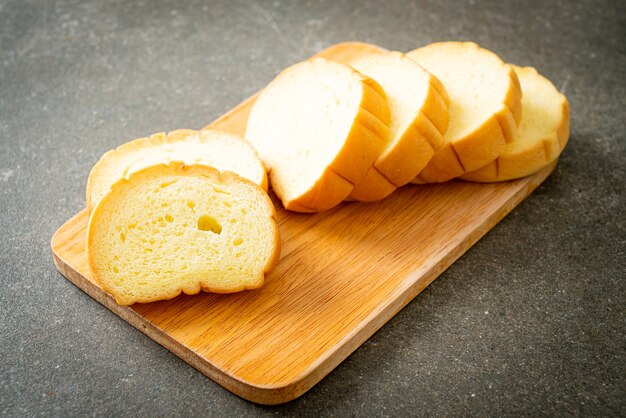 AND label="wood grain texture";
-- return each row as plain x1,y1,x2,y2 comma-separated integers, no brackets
51,42,557,405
